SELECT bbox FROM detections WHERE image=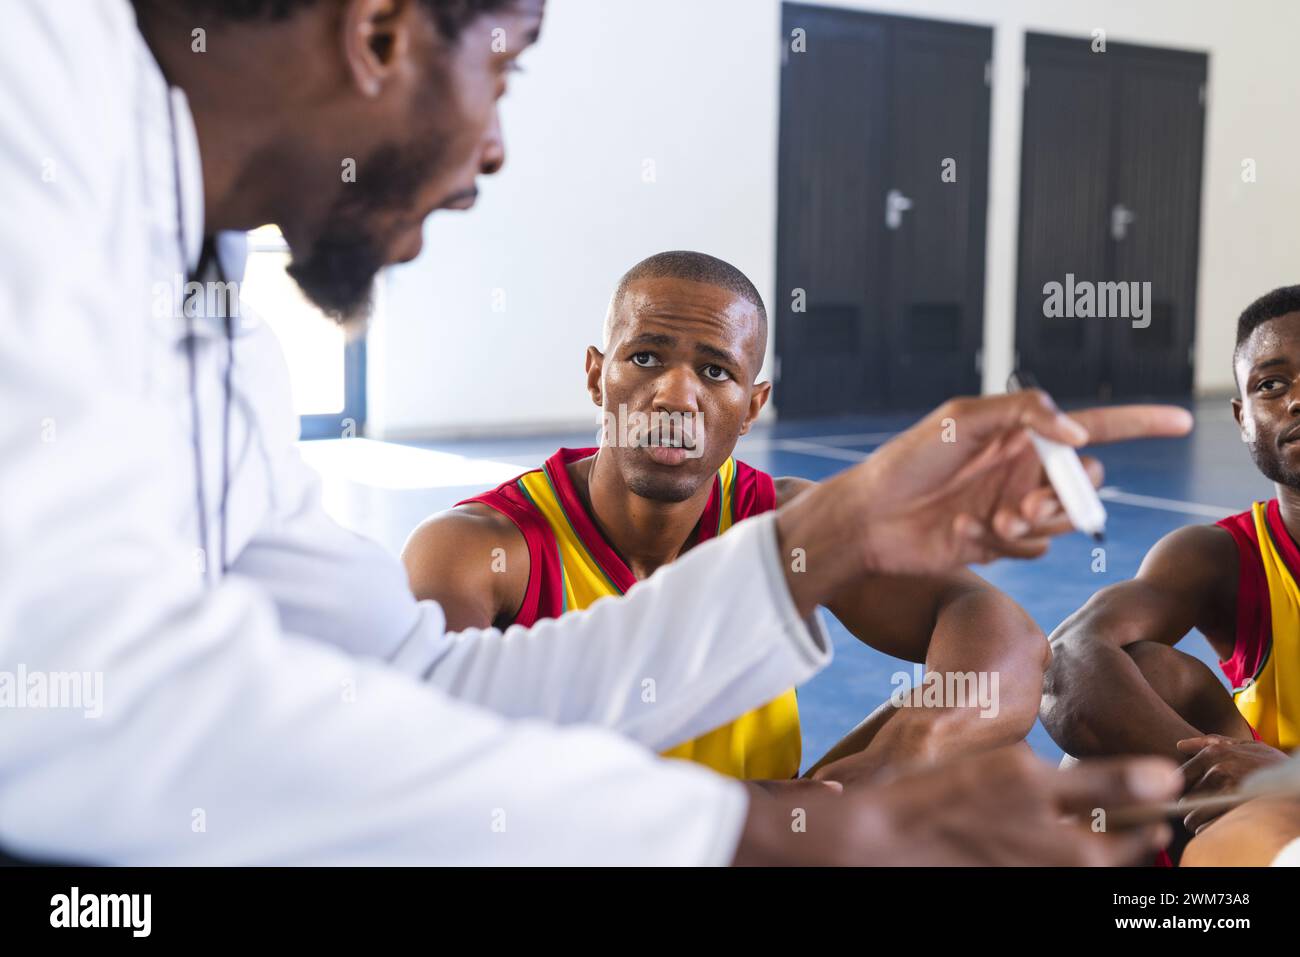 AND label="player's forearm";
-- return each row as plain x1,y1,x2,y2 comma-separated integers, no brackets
775,472,870,618
804,591,1045,784
839,599,1043,773
1042,630,1201,761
